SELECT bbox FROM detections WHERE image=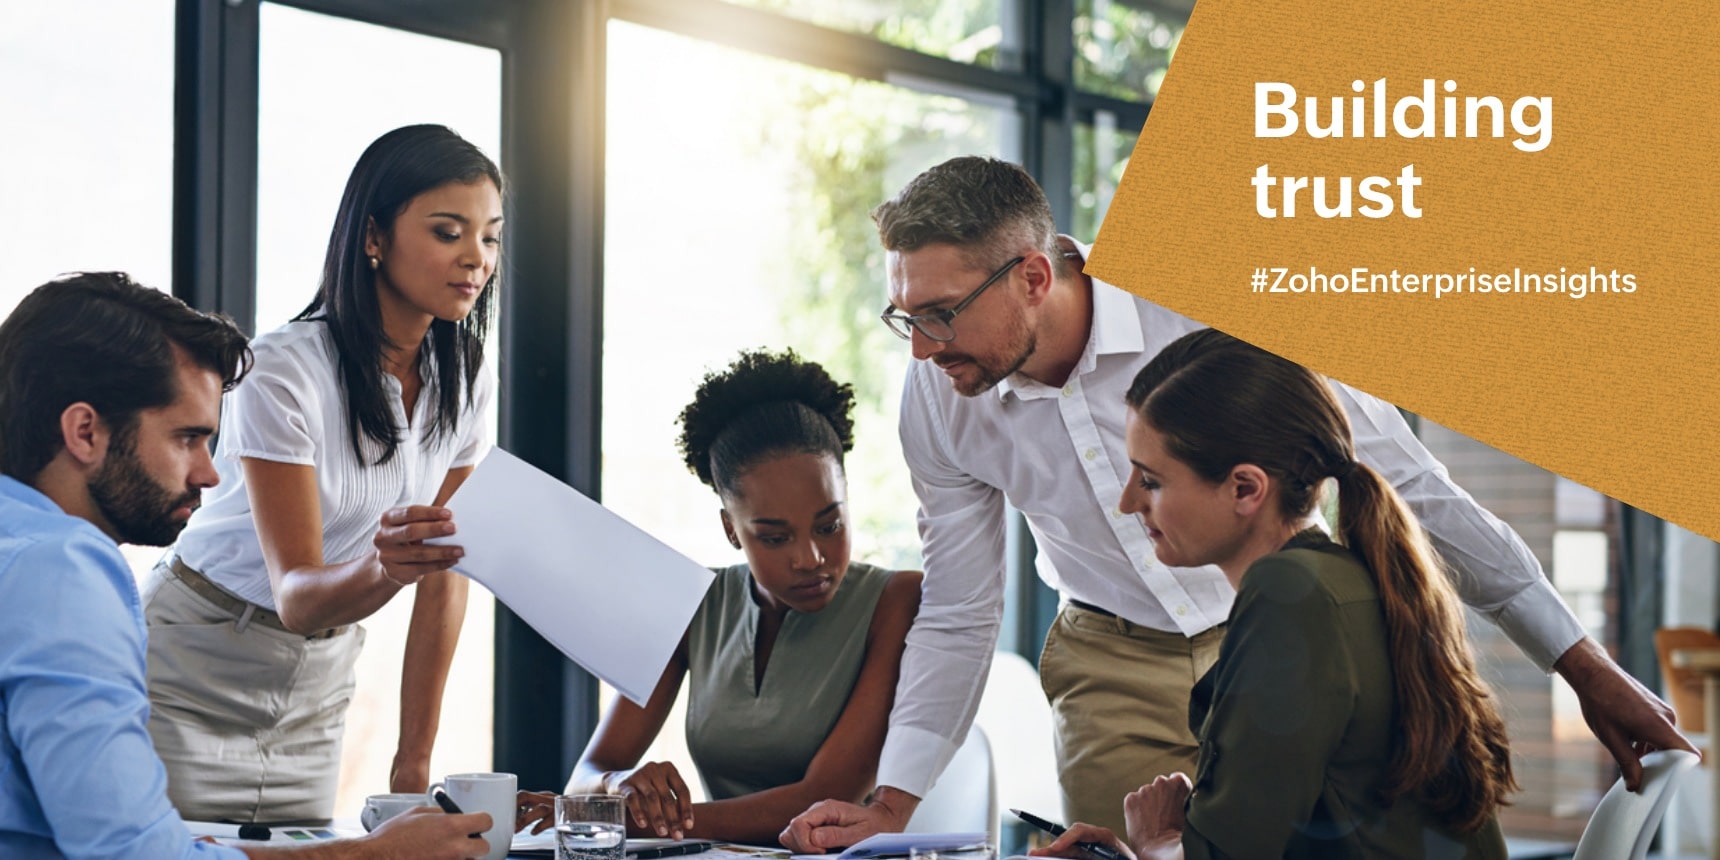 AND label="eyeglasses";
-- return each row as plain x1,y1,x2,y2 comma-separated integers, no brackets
880,256,1025,343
